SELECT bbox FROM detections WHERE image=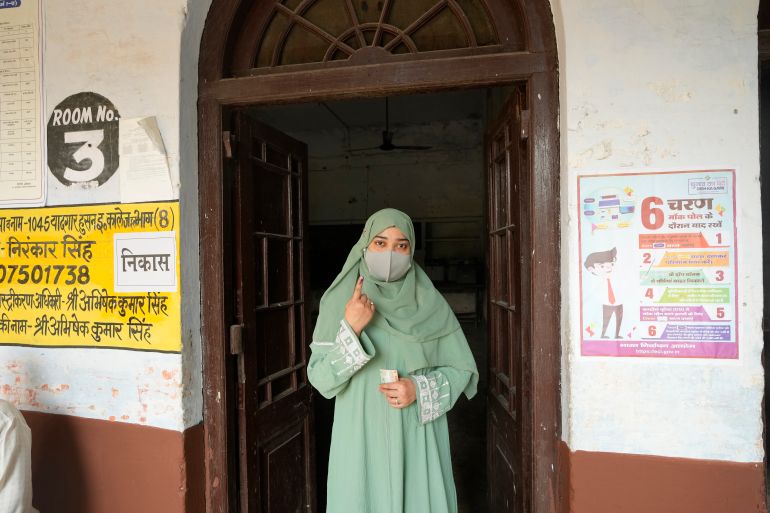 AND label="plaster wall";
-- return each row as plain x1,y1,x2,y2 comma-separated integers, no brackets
1,0,763,467
554,0,764,463
307,121,484,223
0,0,211,430
252,92,487,224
